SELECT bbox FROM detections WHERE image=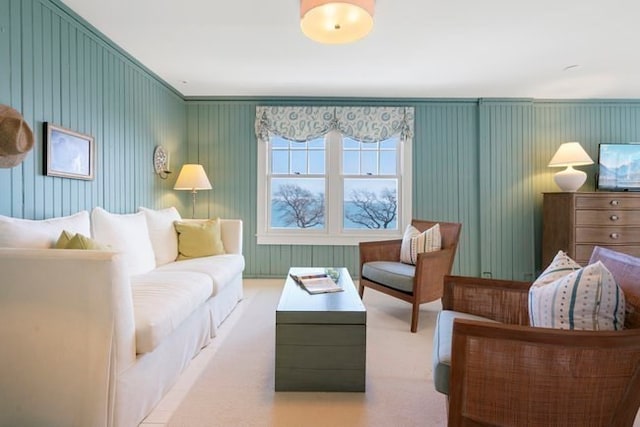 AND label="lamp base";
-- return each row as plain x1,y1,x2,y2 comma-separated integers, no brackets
554,166,587,192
